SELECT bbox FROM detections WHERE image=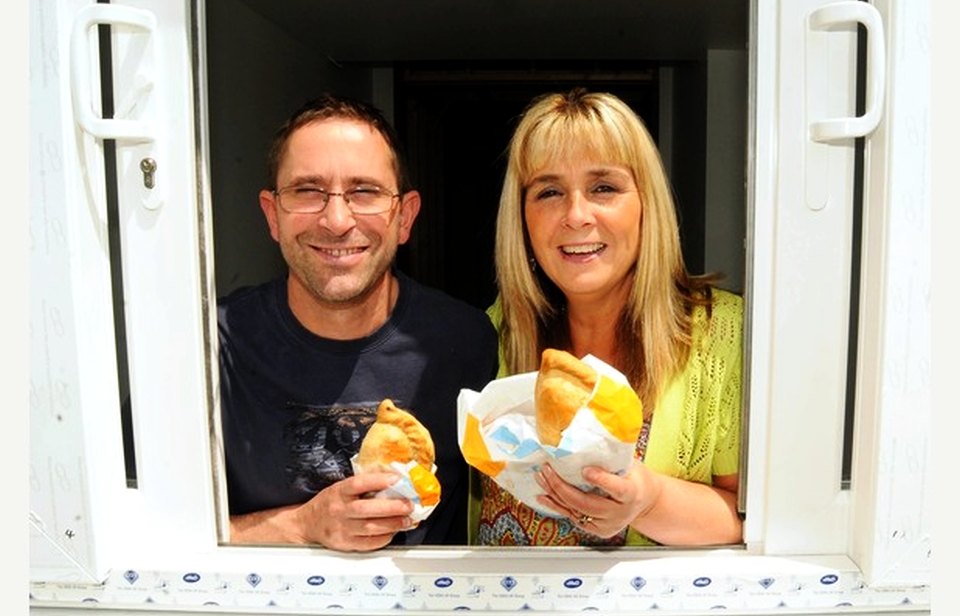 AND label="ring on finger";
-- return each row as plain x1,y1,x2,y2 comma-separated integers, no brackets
576,512,594,525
